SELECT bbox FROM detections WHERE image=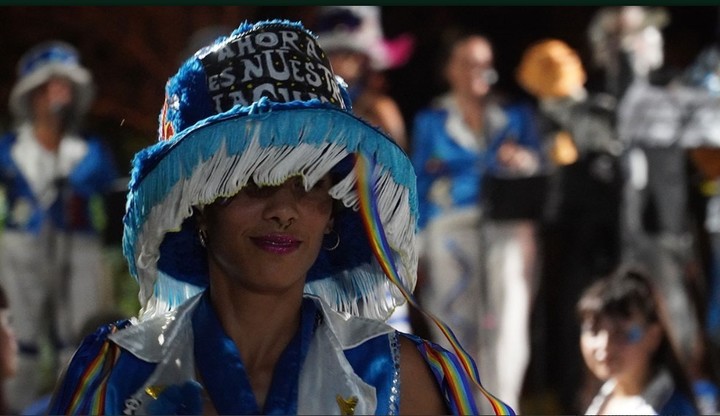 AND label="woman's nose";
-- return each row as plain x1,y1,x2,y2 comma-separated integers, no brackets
263,183,299,228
